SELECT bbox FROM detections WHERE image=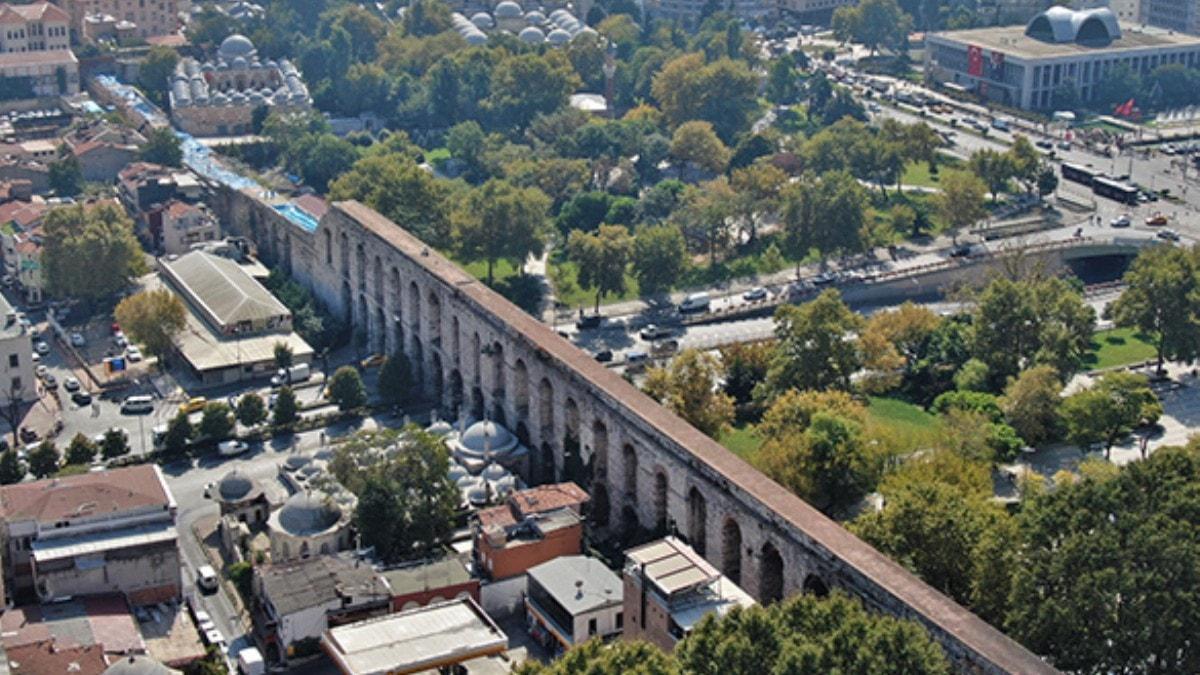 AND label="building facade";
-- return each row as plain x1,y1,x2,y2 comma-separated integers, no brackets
156,200,219,255
0,3,70,52
926,7,1200,109
473,482,587,582
53,0,186,41
525,556,623,650
1140,0,1199,33
0,293,35,402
